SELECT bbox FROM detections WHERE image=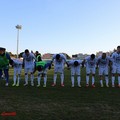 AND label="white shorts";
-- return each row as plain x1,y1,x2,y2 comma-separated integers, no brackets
99,67,108,75
71,66,80,75
24,65,34,73
86,67,95,74
14,67,22,75
112,66,120,74
54,65,64,74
